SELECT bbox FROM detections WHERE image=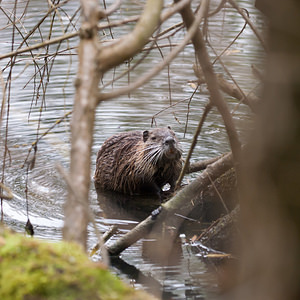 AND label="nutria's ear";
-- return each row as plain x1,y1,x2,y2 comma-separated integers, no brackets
167,126,172,130
143,130,149,142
